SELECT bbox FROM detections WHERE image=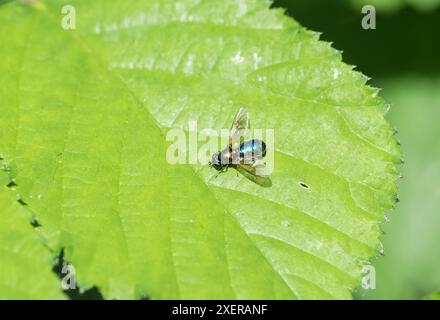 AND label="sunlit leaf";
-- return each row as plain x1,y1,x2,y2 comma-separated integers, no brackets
0,167,64,299
0,0,400,299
